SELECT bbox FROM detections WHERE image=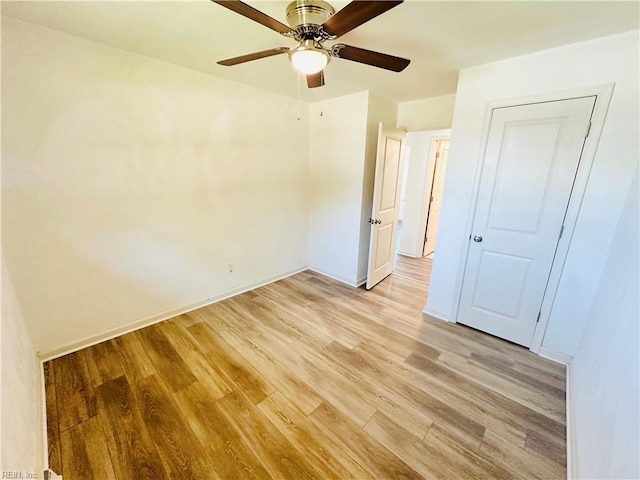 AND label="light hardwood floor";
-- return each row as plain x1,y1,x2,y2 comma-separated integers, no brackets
393,253,433,284
44,270,566,479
